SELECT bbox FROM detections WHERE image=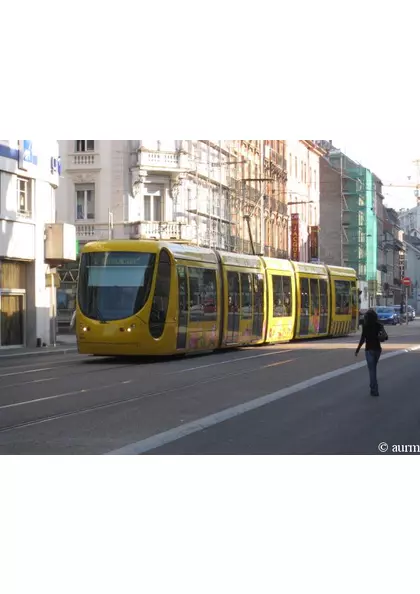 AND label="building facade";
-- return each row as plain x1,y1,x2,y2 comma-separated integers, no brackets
403,234,420,311
0,140,75,348
380,208,405,306
286,140,324,263
56,139,289,327
399,205,420,236
319,149,384,306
